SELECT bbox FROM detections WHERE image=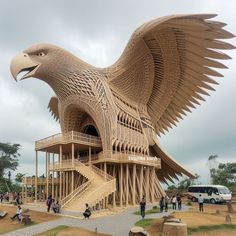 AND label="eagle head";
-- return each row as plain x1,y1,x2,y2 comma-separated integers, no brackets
10,43,74,81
